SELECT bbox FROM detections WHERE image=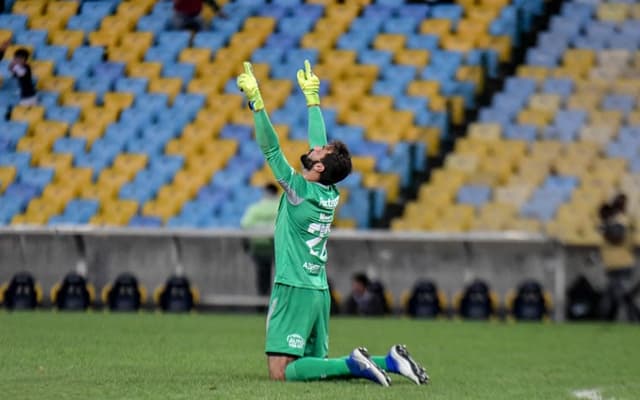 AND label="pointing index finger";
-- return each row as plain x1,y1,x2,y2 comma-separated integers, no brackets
243,61,253,75
304,59,312,77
